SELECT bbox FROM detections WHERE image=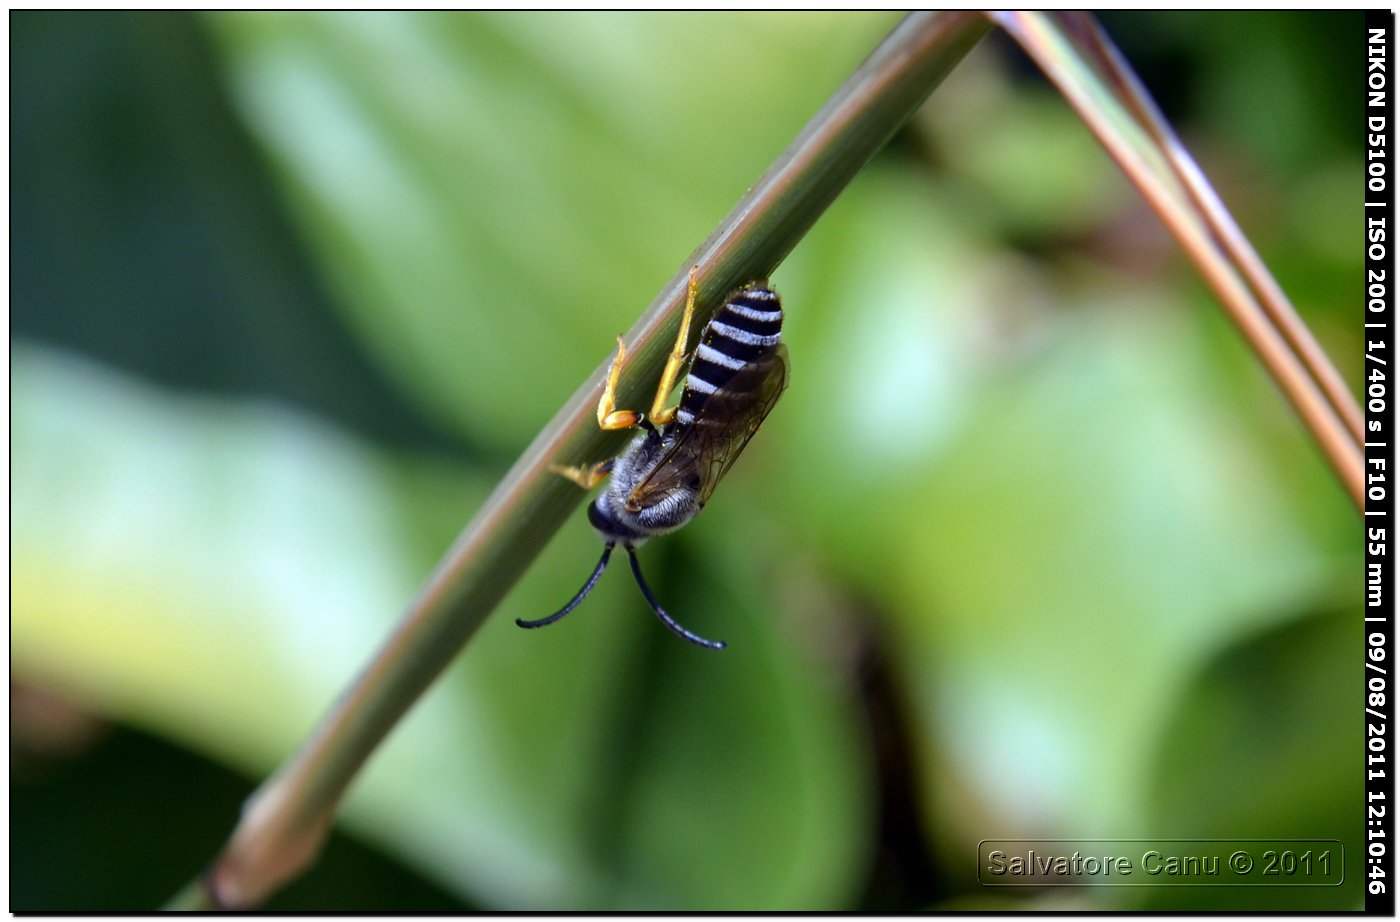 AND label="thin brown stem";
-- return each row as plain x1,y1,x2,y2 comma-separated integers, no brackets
1063,12,1364,446
992,11,1363,509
